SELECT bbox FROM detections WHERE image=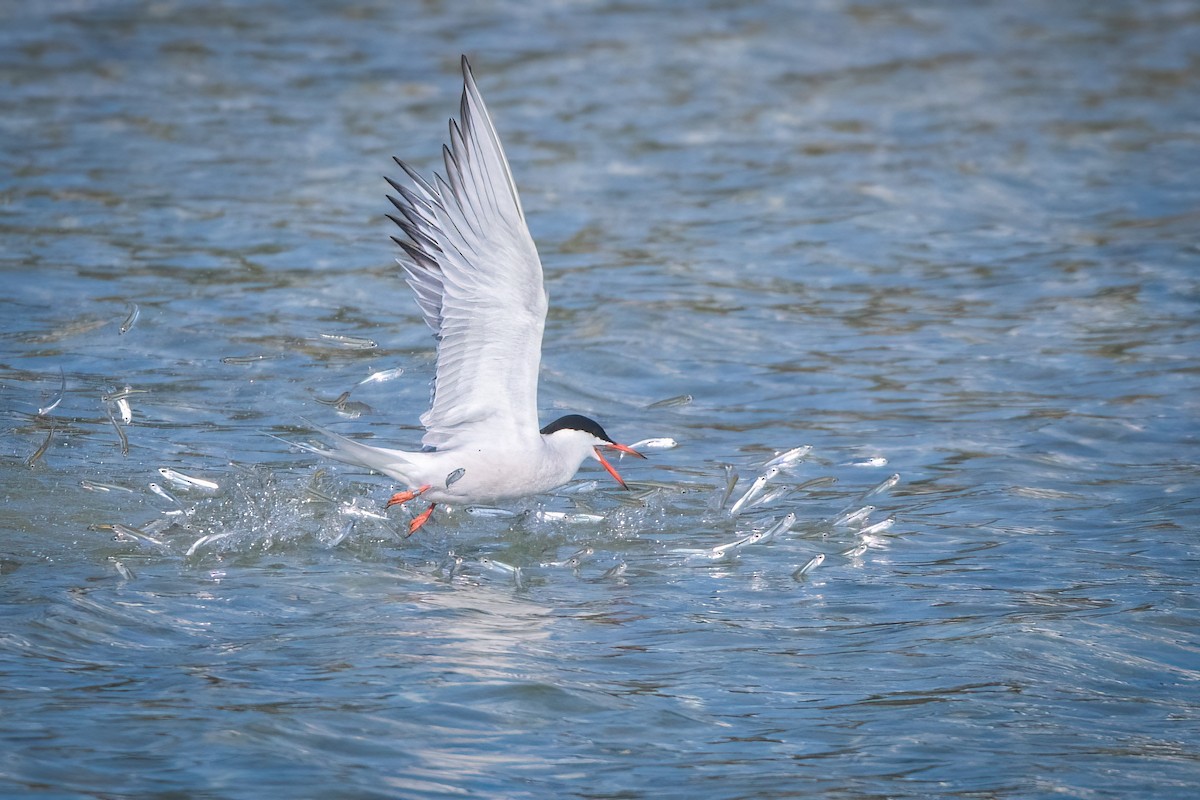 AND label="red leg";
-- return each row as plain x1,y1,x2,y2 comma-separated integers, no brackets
386,484,432,508
407,503,436,536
